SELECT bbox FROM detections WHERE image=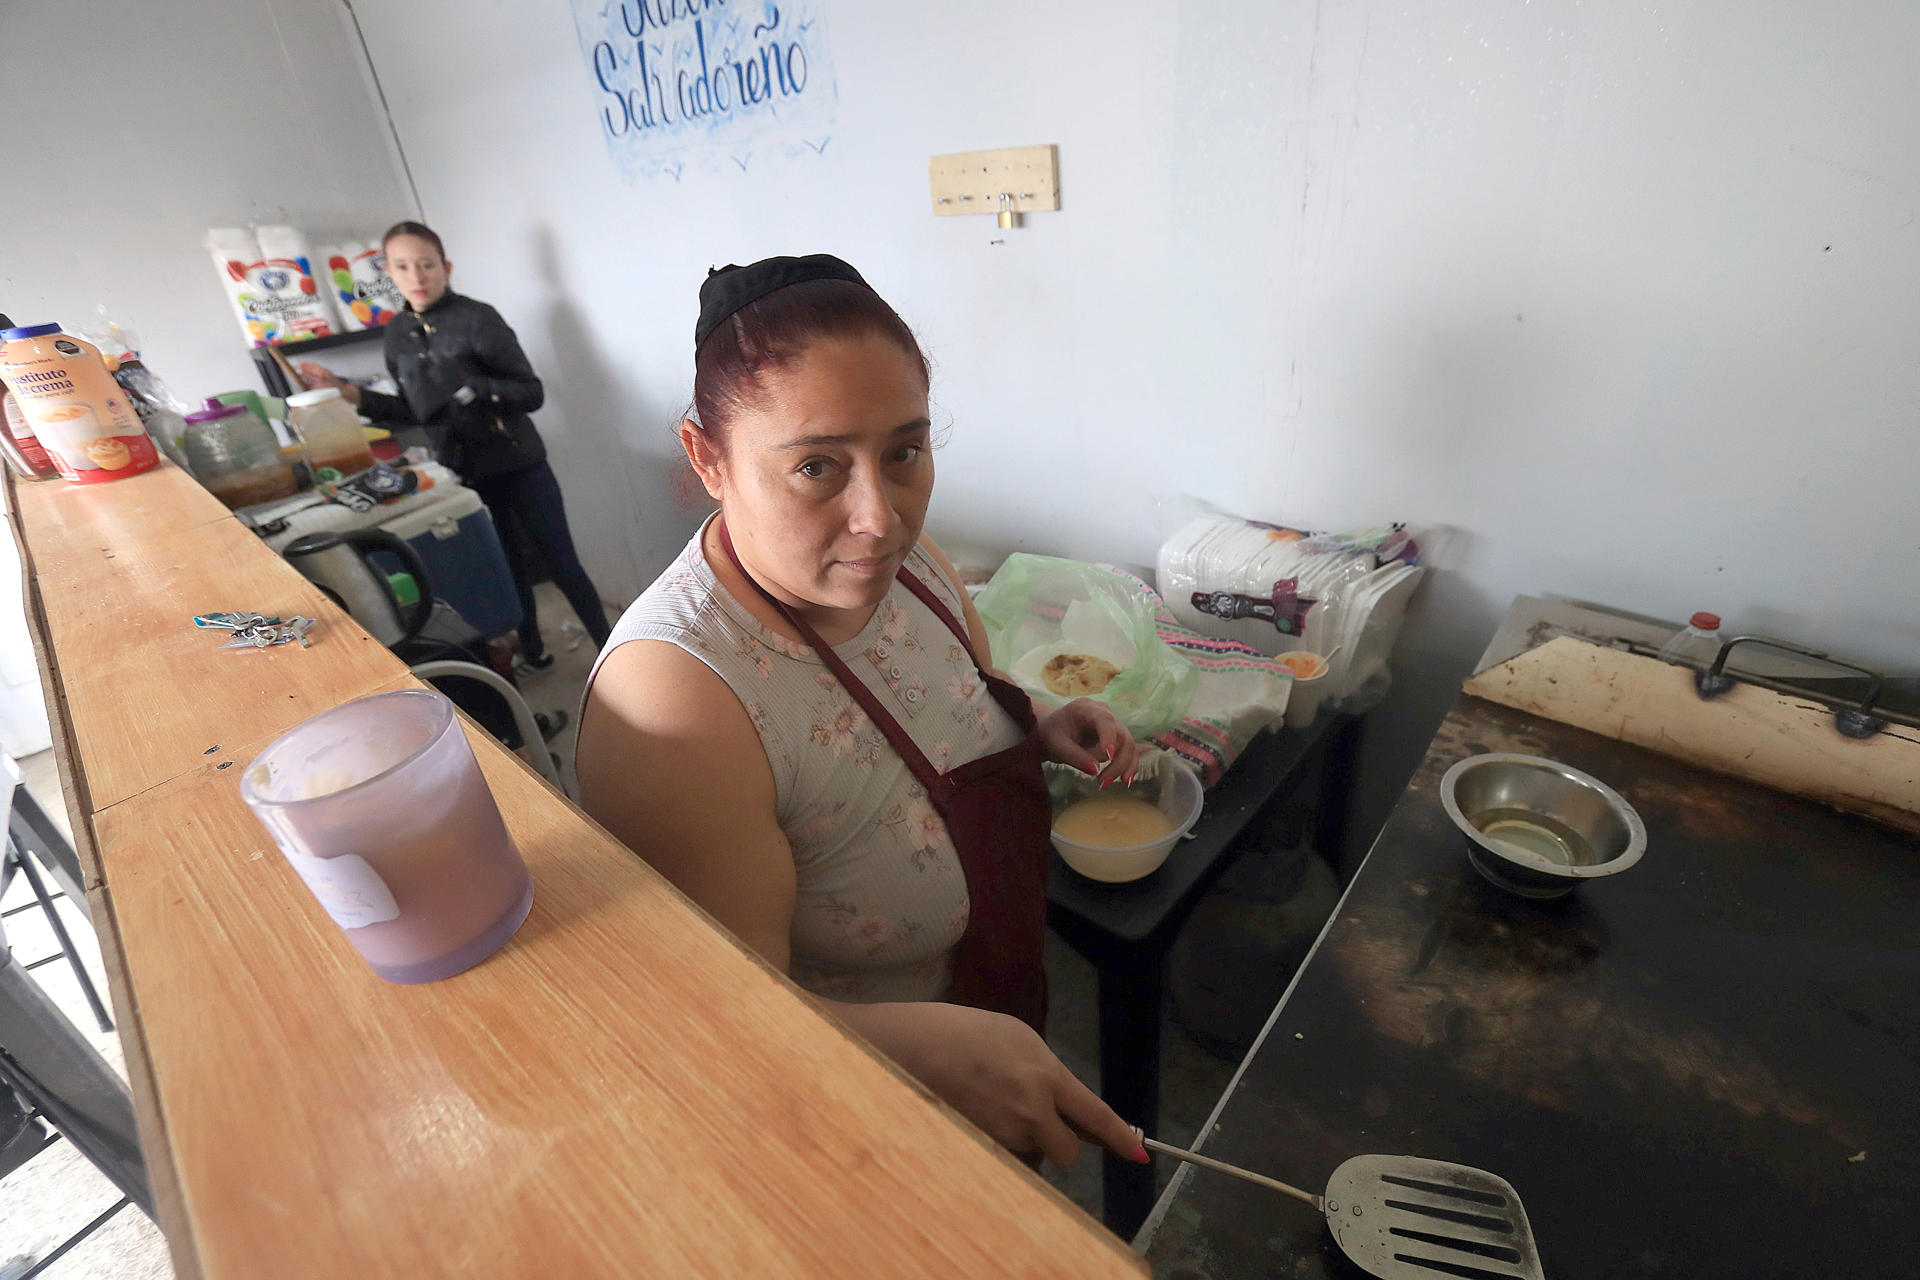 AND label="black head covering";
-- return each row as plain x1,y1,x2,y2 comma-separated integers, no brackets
695,254,869,352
